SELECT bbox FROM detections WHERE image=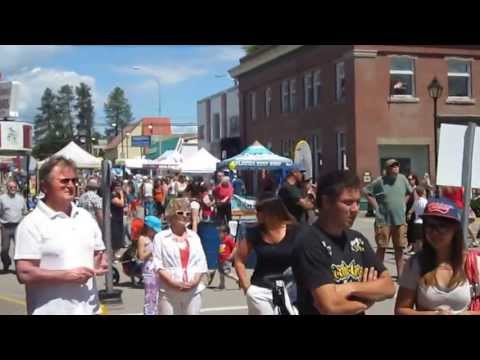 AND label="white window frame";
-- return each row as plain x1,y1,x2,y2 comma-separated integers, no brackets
336,62,346,102
389,56,416,97
281,80,290,113
290,79,296,112
336,131,347,170
447,59,472,98
304,72,313,109
265,87,271,117
314,70,322,106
